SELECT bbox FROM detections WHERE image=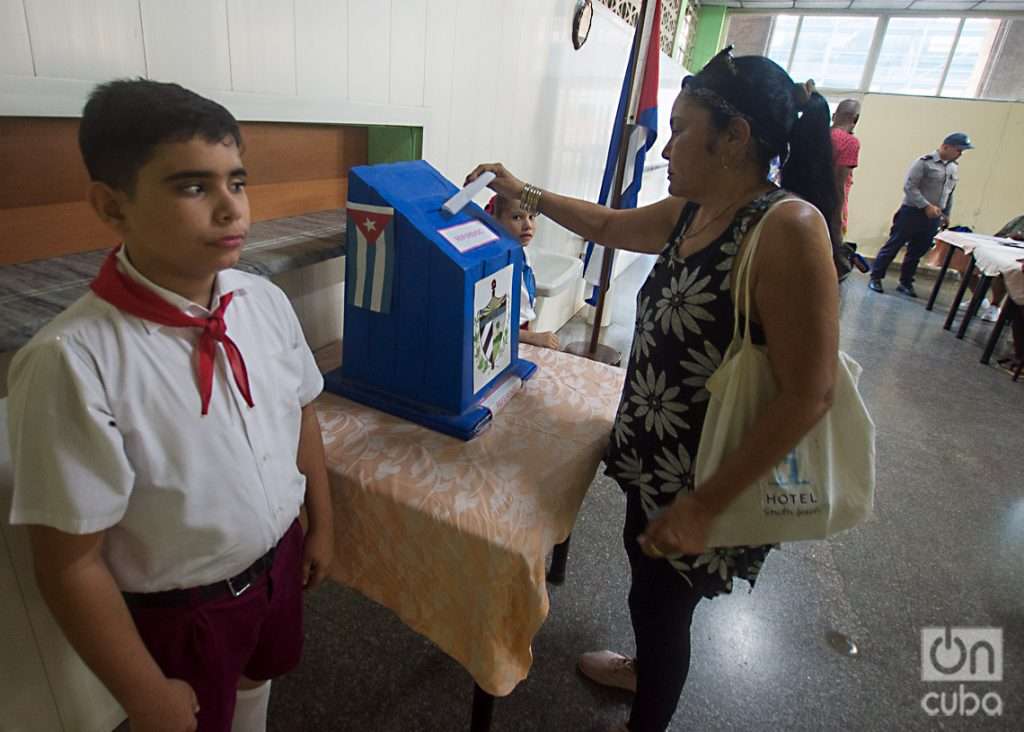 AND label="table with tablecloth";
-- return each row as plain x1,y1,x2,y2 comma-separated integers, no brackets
932,230,1024,303
317,344,625,698
969,241,1024,304
930,230,1024,361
